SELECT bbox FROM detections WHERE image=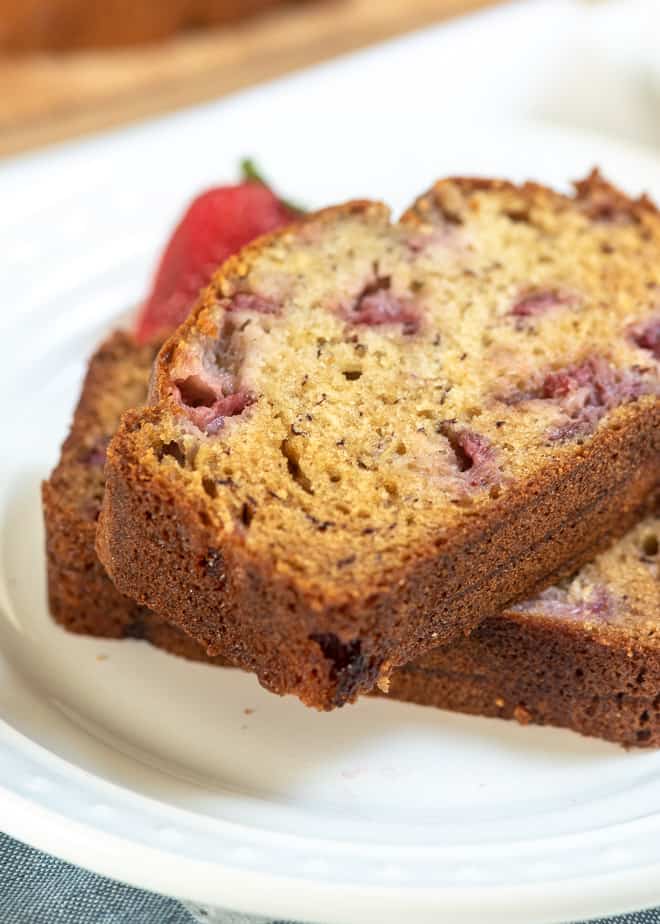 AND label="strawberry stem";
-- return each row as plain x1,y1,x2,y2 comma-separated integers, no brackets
240,158,267,185
240,157,306,215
